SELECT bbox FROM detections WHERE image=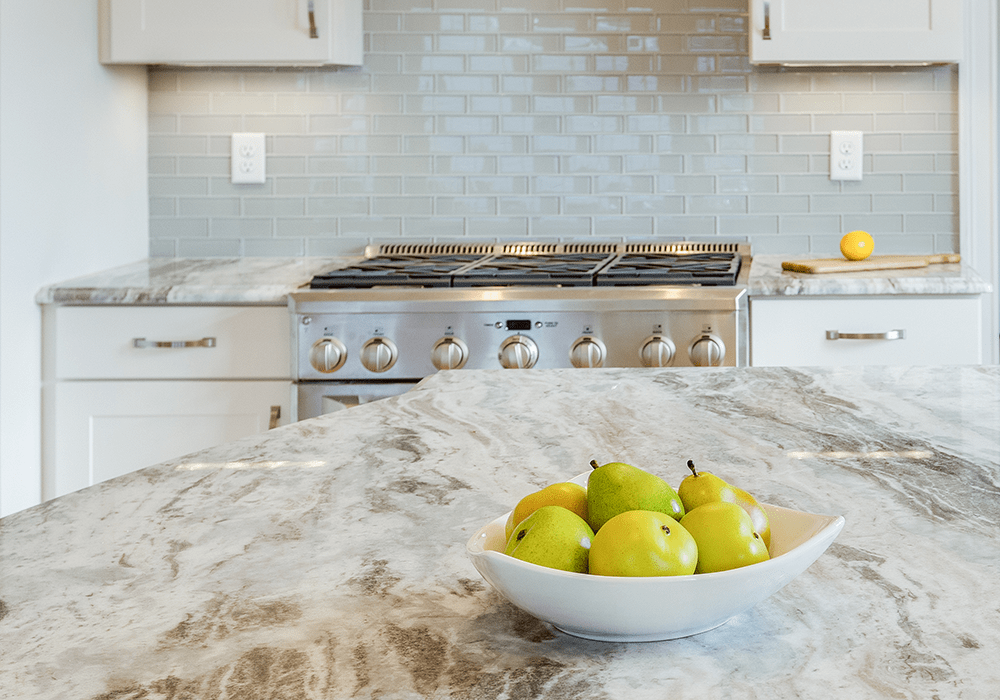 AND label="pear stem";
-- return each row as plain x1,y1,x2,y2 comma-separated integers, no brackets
686,459,699,477
590,459,600,470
